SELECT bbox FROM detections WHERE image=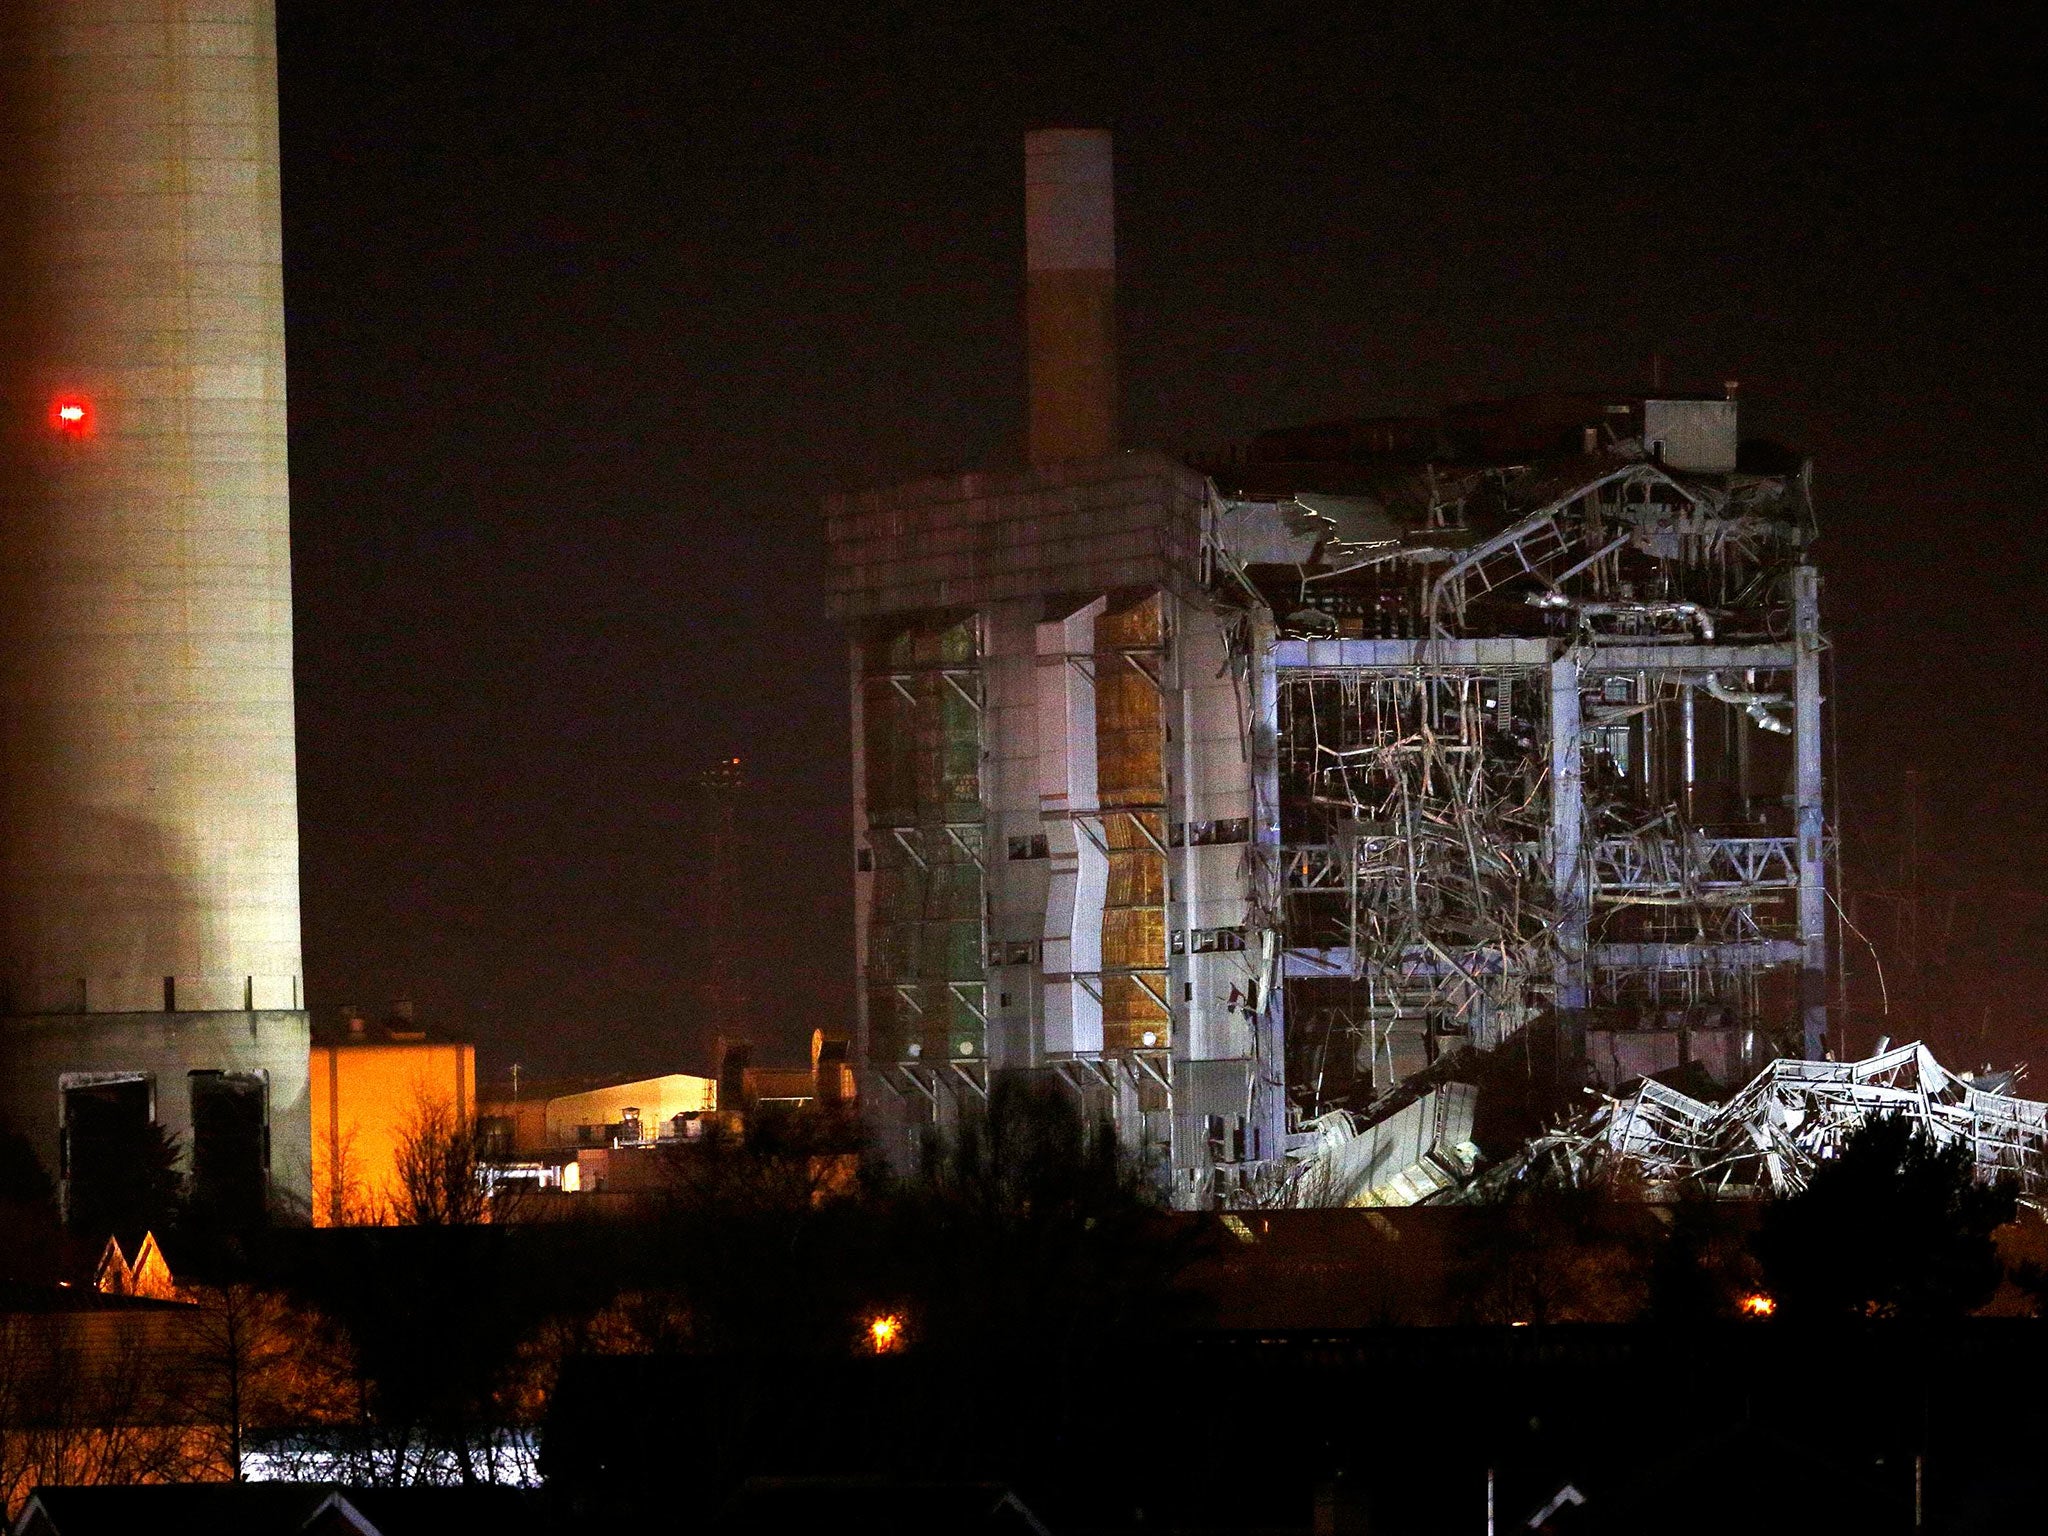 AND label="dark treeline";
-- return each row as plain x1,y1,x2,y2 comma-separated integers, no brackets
5,1083,2048,1524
